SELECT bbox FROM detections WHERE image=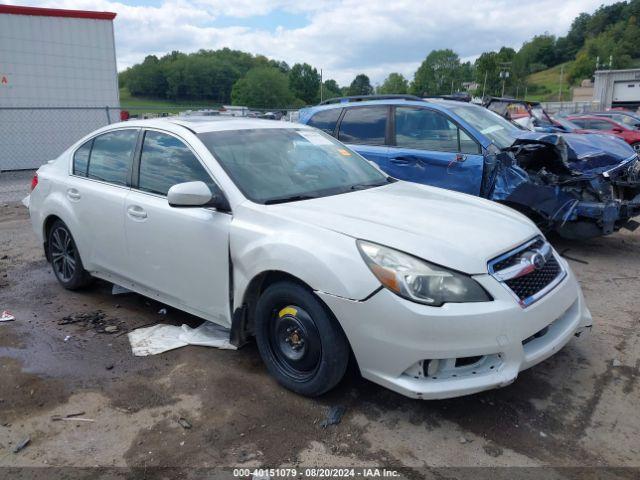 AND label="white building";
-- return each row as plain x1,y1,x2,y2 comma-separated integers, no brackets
593,69,640,111
0,4,119,170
